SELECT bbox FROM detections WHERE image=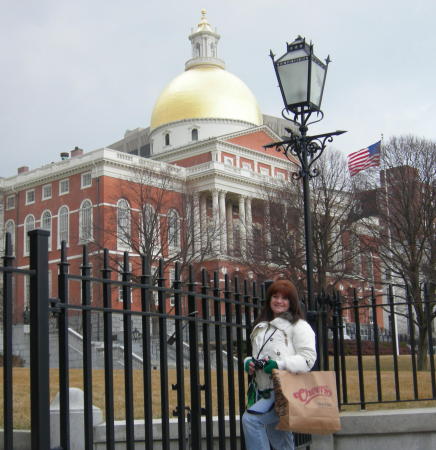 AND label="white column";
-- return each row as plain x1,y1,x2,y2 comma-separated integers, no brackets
219,190,228,255
265,202,272,258
200,193,207,251
245,197,253,251
193,192,201,254
212,190,220,254
226,200,234,256
239,195,247,257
